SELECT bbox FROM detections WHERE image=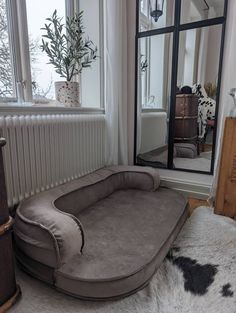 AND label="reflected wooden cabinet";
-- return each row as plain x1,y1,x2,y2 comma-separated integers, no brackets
215,118,236,219
175,94,198,146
